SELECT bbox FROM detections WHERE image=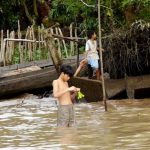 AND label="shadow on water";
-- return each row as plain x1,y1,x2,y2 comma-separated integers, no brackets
109,90,128,100
109,88,150,100
135,88,150,99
